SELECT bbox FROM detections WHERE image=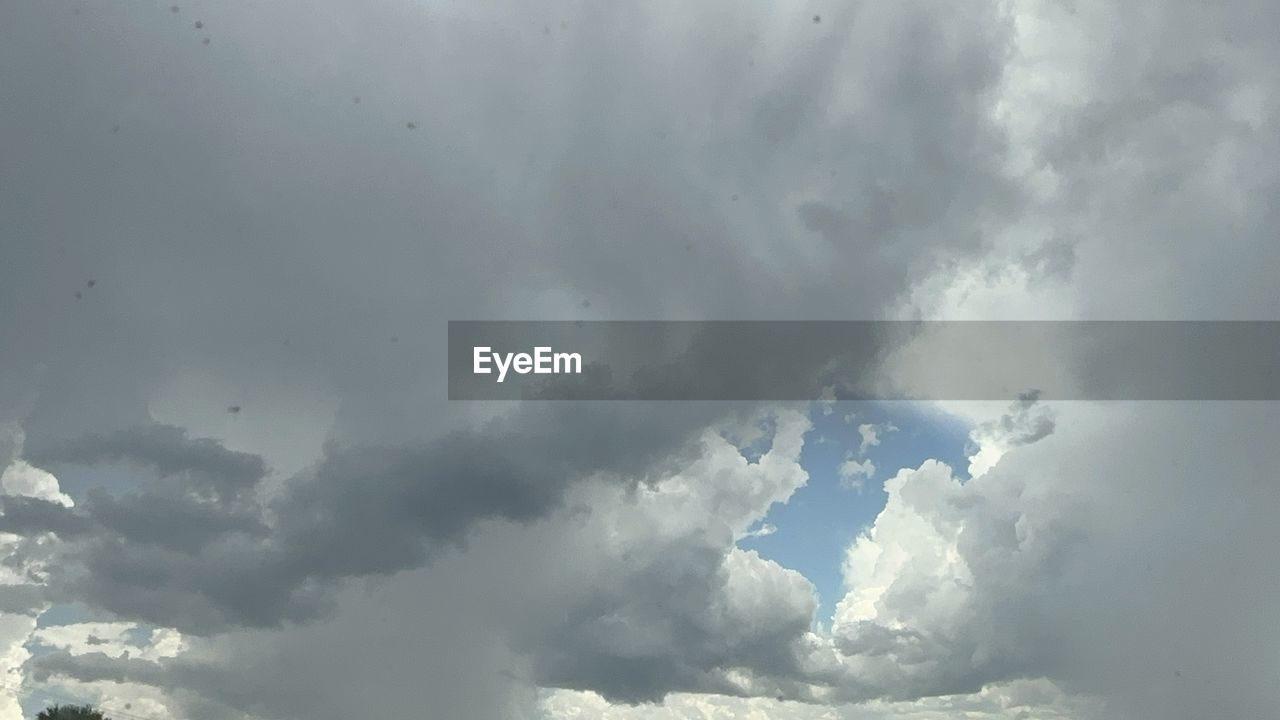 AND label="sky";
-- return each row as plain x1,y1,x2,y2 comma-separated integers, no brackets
739,403,972,628
1,1,1279,719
